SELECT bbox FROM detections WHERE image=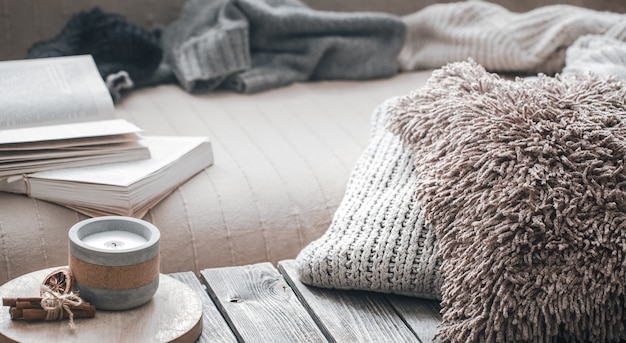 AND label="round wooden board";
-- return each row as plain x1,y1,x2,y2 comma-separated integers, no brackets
0,268,202,343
